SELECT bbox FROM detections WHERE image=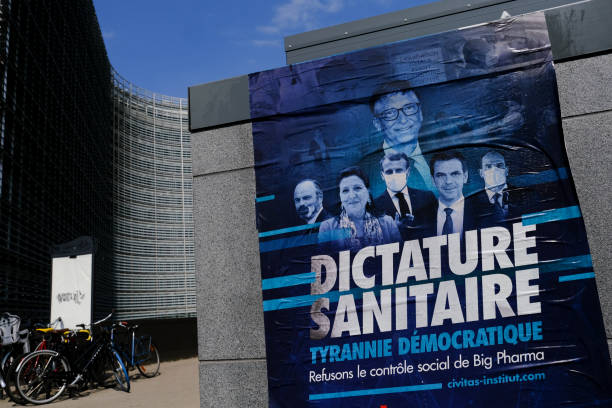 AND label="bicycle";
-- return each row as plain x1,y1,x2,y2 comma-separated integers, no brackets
0,313,37,402
14,313,130,405
2,317,65,375
1,317,67,404
111,321,160,378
